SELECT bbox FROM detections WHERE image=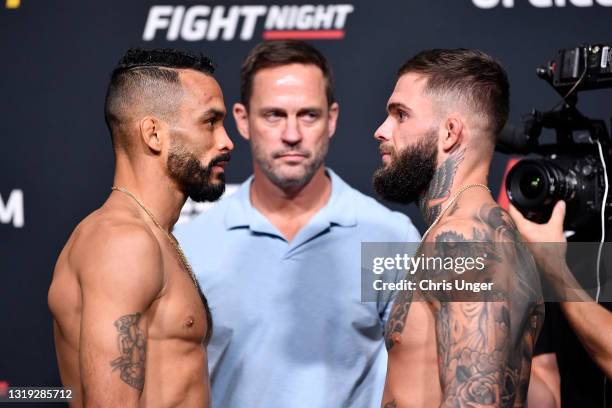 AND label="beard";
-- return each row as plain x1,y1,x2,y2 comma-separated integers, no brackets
167,140,230,203
251,137,329,190
373,131,438,204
